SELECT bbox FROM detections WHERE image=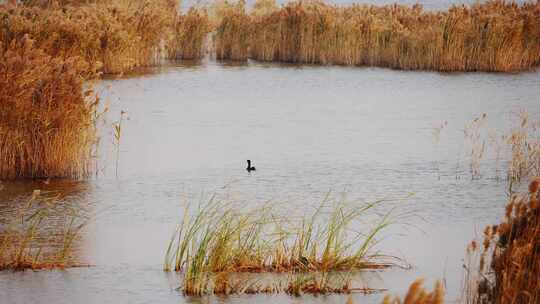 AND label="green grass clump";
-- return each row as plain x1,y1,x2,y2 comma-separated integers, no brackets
164,194,395,295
